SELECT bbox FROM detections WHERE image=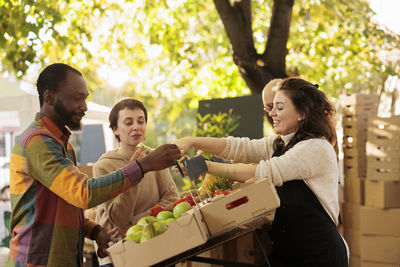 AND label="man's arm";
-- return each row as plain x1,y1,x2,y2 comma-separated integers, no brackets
84,219,110,258
26,136,181,209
